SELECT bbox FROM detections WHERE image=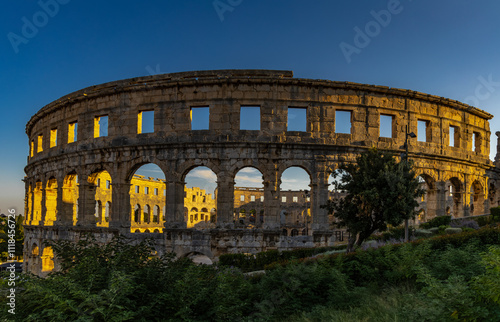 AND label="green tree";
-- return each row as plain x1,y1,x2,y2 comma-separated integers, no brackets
323,148,424,252
0,214,24,261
